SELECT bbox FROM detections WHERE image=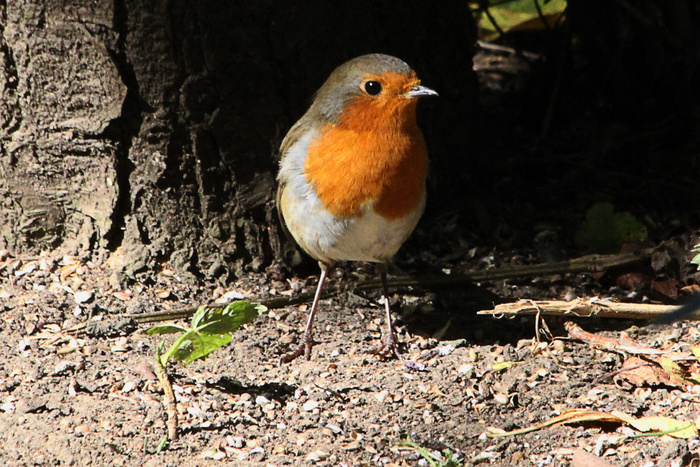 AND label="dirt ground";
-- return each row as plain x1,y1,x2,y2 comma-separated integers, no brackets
1,220,699,467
